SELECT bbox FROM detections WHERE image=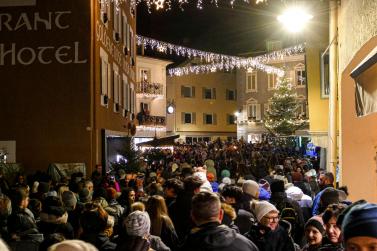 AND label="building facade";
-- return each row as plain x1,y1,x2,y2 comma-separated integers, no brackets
0,0,137,174
236,54,308,142
134,56,172,144
167,72,237,143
